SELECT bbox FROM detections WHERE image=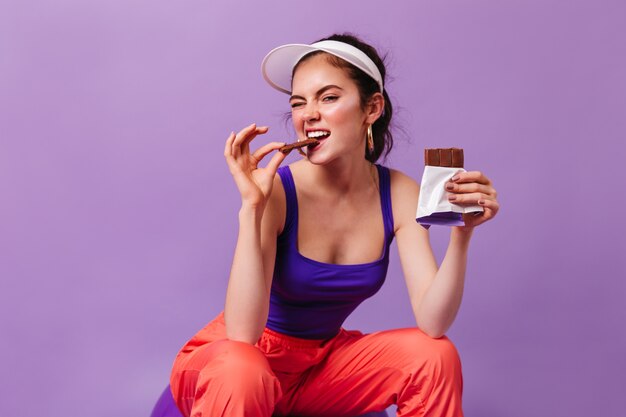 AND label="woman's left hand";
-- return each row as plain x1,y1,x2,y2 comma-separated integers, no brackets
446,171,499,228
